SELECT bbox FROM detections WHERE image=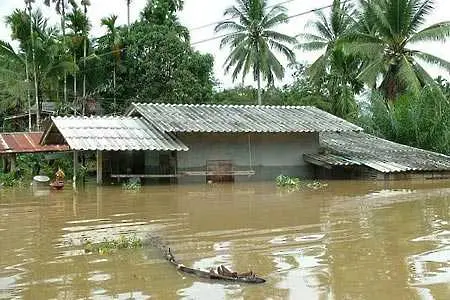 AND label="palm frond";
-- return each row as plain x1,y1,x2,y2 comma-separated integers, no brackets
398,56,421,95
342,41,384,58
262,30,296,44
357,57,384,87
261,11,289,29
268,39,295,63
296,33,327,43
408,21,450,43
214,21,246,33
219,32,247,48
308,54,327,83
296,41,328,51
412,50,450,73
408,0,434,34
